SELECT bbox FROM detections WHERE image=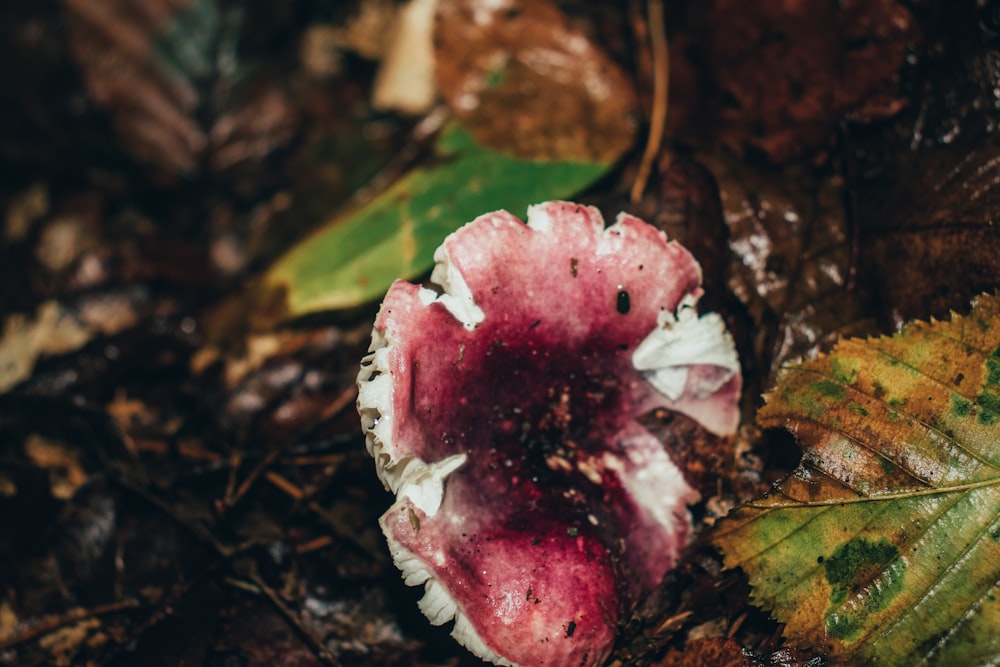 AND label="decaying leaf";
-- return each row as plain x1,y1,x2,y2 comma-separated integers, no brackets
714,292,1000,665
700,0,916,162
652,637,747,667
24,434,89,500
4,182,49,242
849,1,1000,327
1,302,99,393
253,123,610,323
704,152,875,384
434,0,638,162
